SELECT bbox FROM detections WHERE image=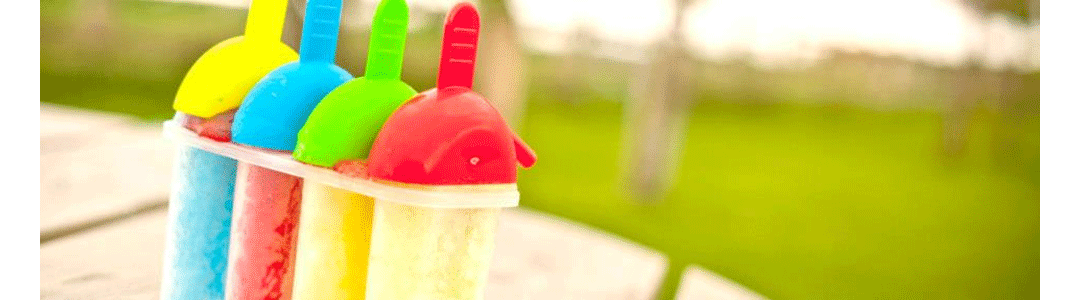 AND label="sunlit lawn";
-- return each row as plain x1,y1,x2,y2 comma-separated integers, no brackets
517,97,1038,299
